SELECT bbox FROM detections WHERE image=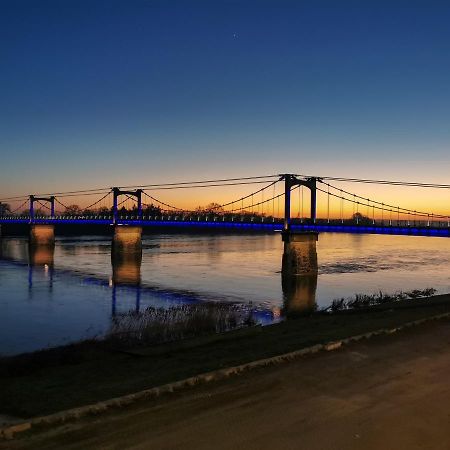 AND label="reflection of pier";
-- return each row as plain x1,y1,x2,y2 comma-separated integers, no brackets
111,231,142,316
28,237,55,290
2,226,319,321
282,272,317,316
281,231,319,315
